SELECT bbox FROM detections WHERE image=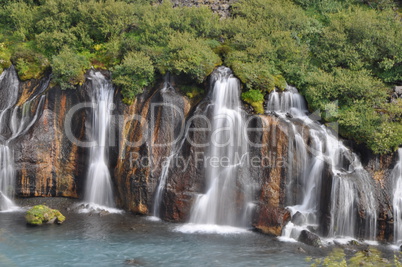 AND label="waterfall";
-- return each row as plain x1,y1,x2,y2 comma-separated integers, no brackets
393,149,402,244
0,145,16,210
0,67,46,211
152,80,179,219
268,86,377,241
152,152,174,218
84,71,115,208
267,87,308,117
183,66,250,230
